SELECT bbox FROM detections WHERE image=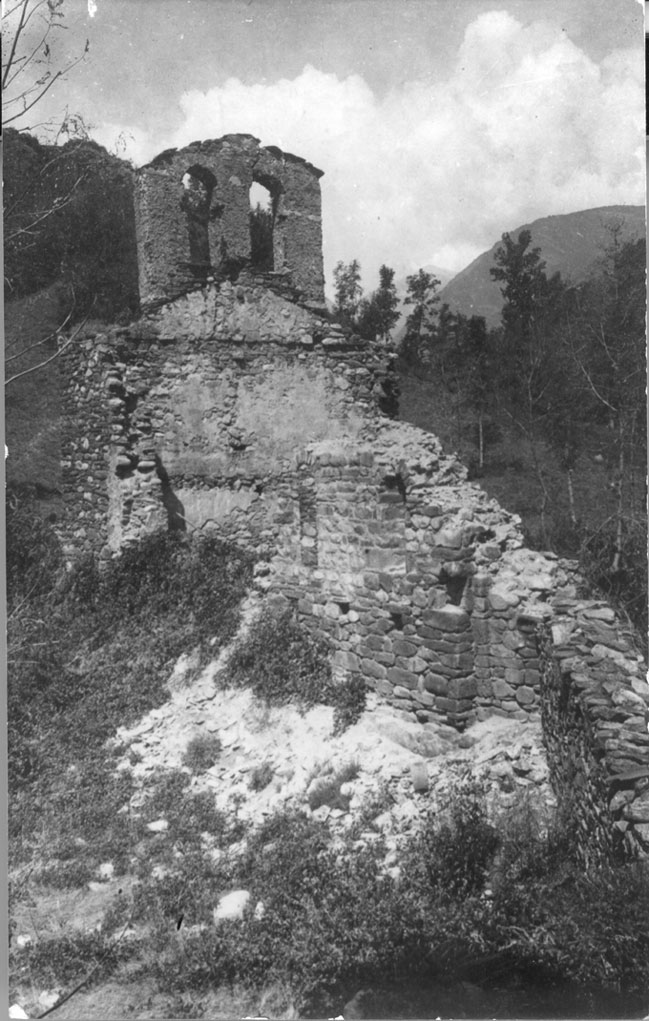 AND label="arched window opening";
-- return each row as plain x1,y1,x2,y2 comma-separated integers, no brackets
249,181,274,270
181,165,217,279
